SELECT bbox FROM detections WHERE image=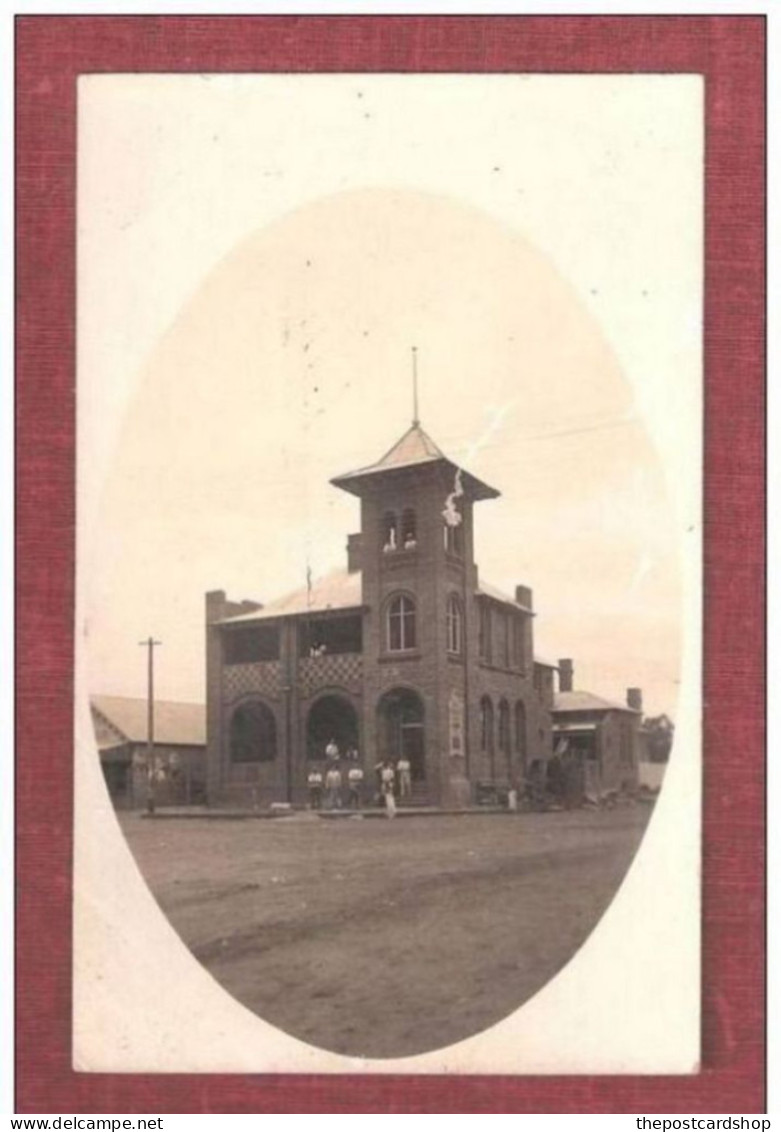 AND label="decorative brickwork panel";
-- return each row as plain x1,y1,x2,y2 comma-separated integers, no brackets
223,661,280,703
299,653,362,698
